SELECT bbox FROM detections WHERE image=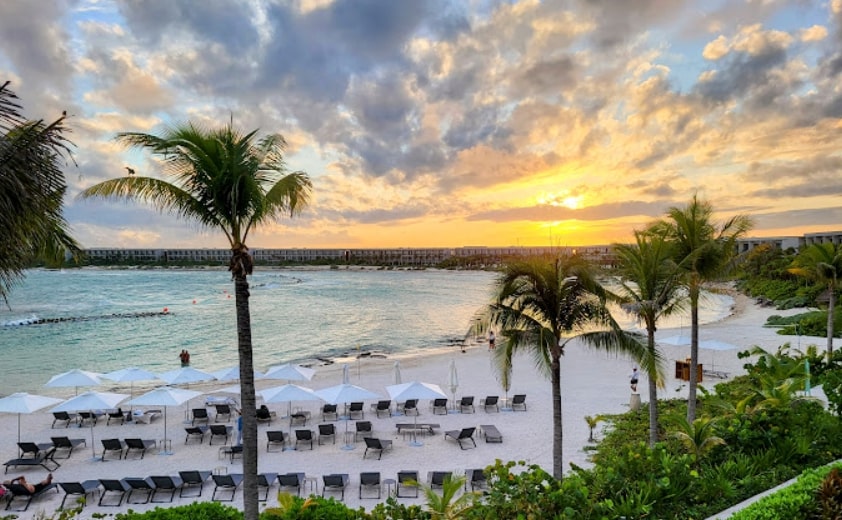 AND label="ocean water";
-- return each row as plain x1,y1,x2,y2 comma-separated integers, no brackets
0,268,733,396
